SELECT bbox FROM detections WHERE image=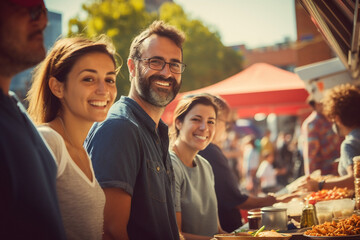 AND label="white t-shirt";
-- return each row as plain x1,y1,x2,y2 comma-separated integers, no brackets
38,125,105,240
256,161,277,189
243,145,260,175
